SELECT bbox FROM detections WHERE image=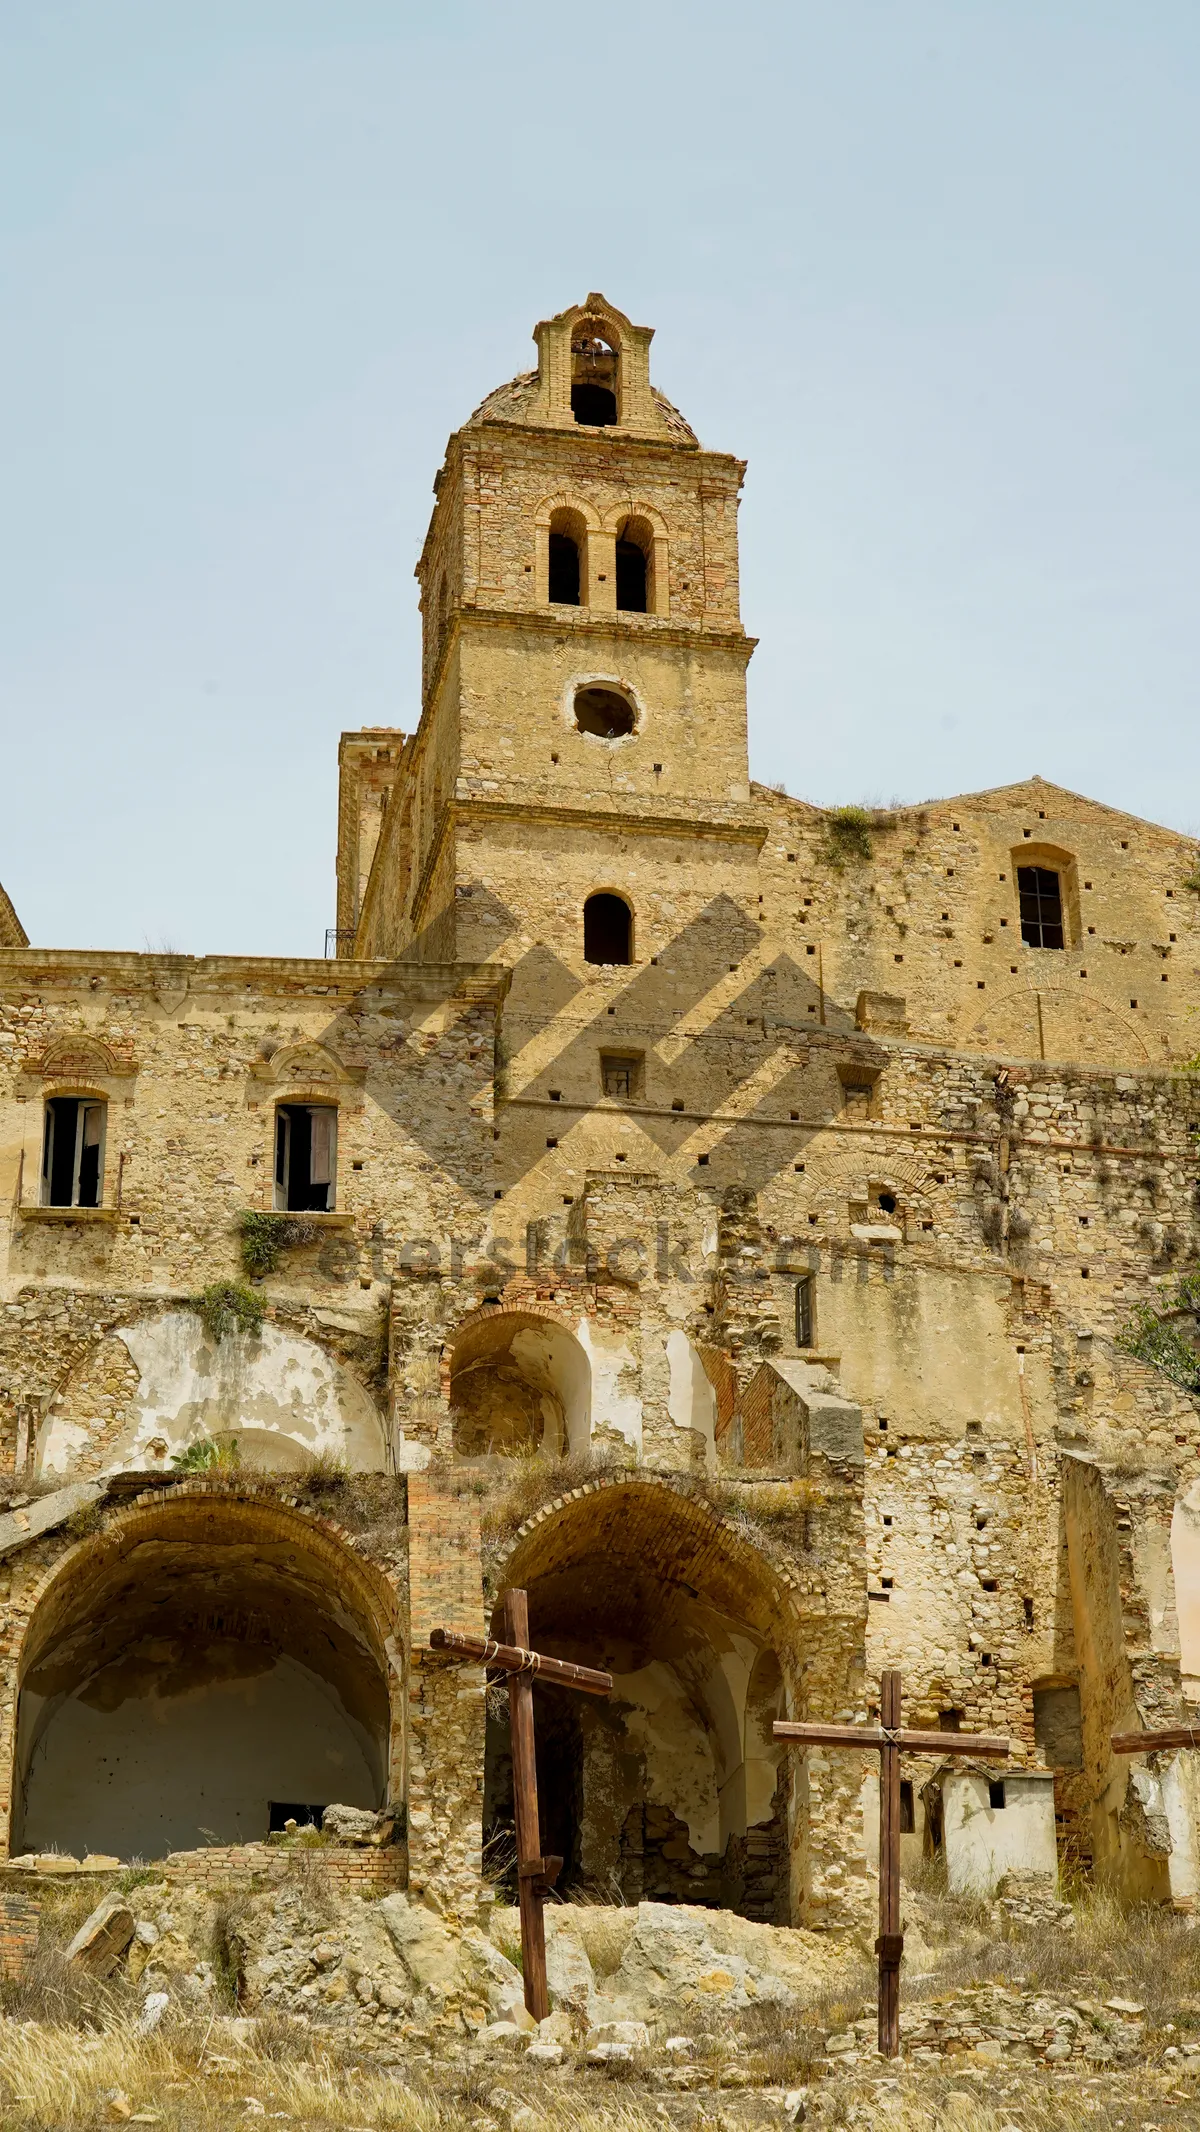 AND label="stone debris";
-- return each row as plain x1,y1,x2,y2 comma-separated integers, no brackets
65,1896,136,1976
